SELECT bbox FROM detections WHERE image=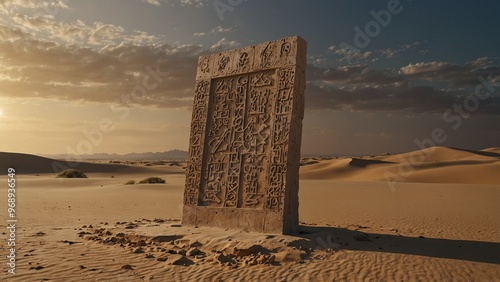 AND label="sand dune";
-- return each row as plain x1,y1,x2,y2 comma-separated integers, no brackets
482,147,500,155
0,152,182,176
0,147,498,281
300,146,500,185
